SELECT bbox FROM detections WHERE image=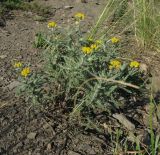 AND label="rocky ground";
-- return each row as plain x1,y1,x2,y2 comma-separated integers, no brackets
0,0,160,155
